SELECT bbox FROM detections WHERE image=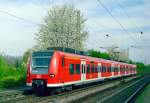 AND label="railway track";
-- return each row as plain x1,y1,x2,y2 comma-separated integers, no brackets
101,75,150,103
124,77,150,103
0,75,140,103
77,74,150,103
